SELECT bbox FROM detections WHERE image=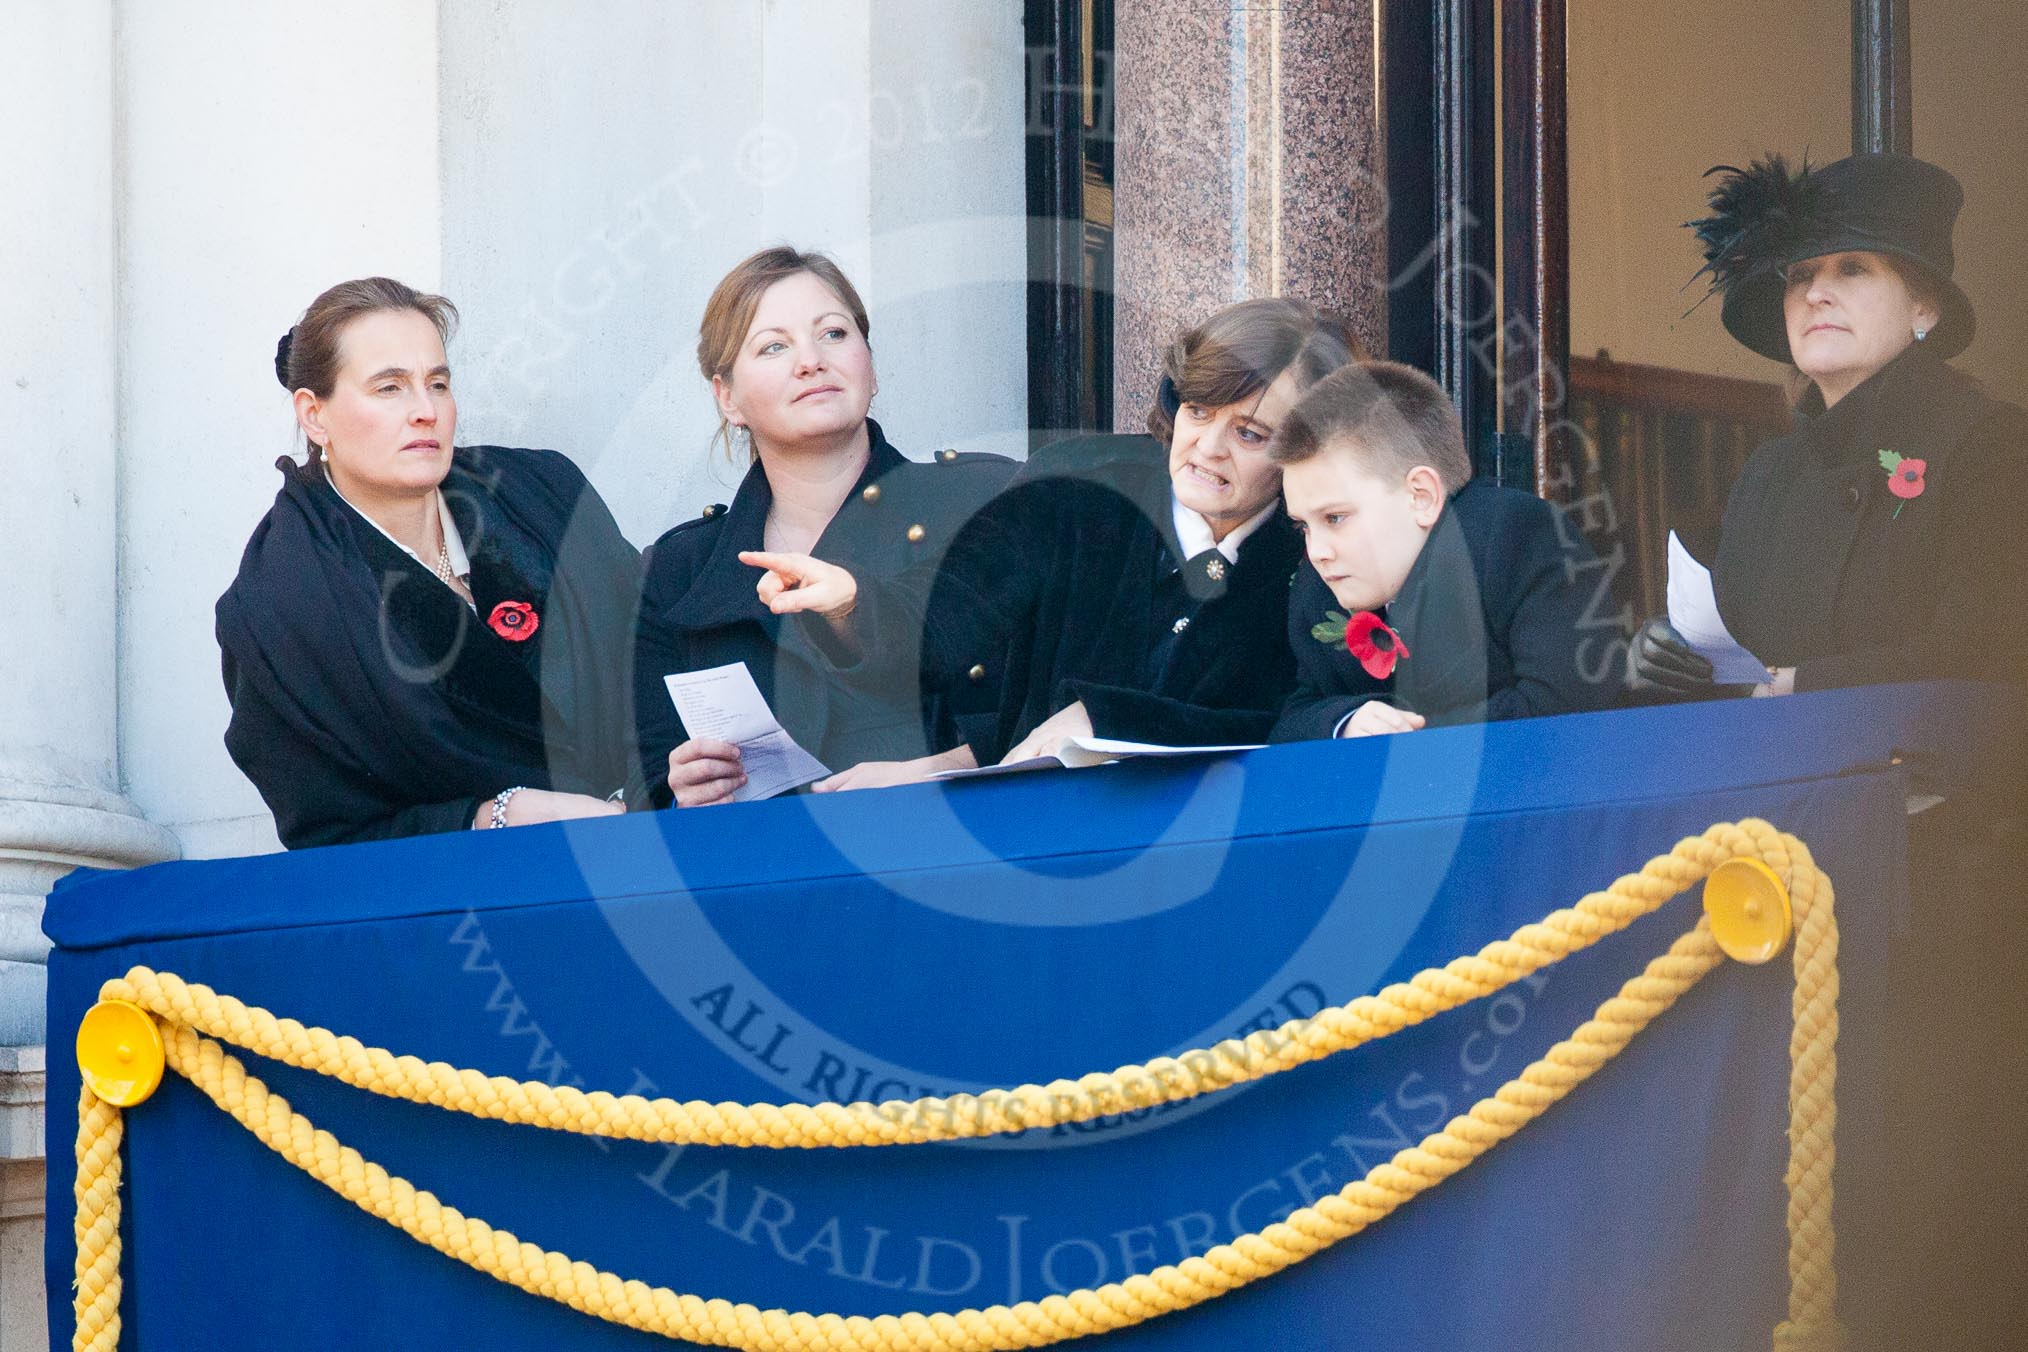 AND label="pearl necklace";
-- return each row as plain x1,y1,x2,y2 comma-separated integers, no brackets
434,539,455,583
